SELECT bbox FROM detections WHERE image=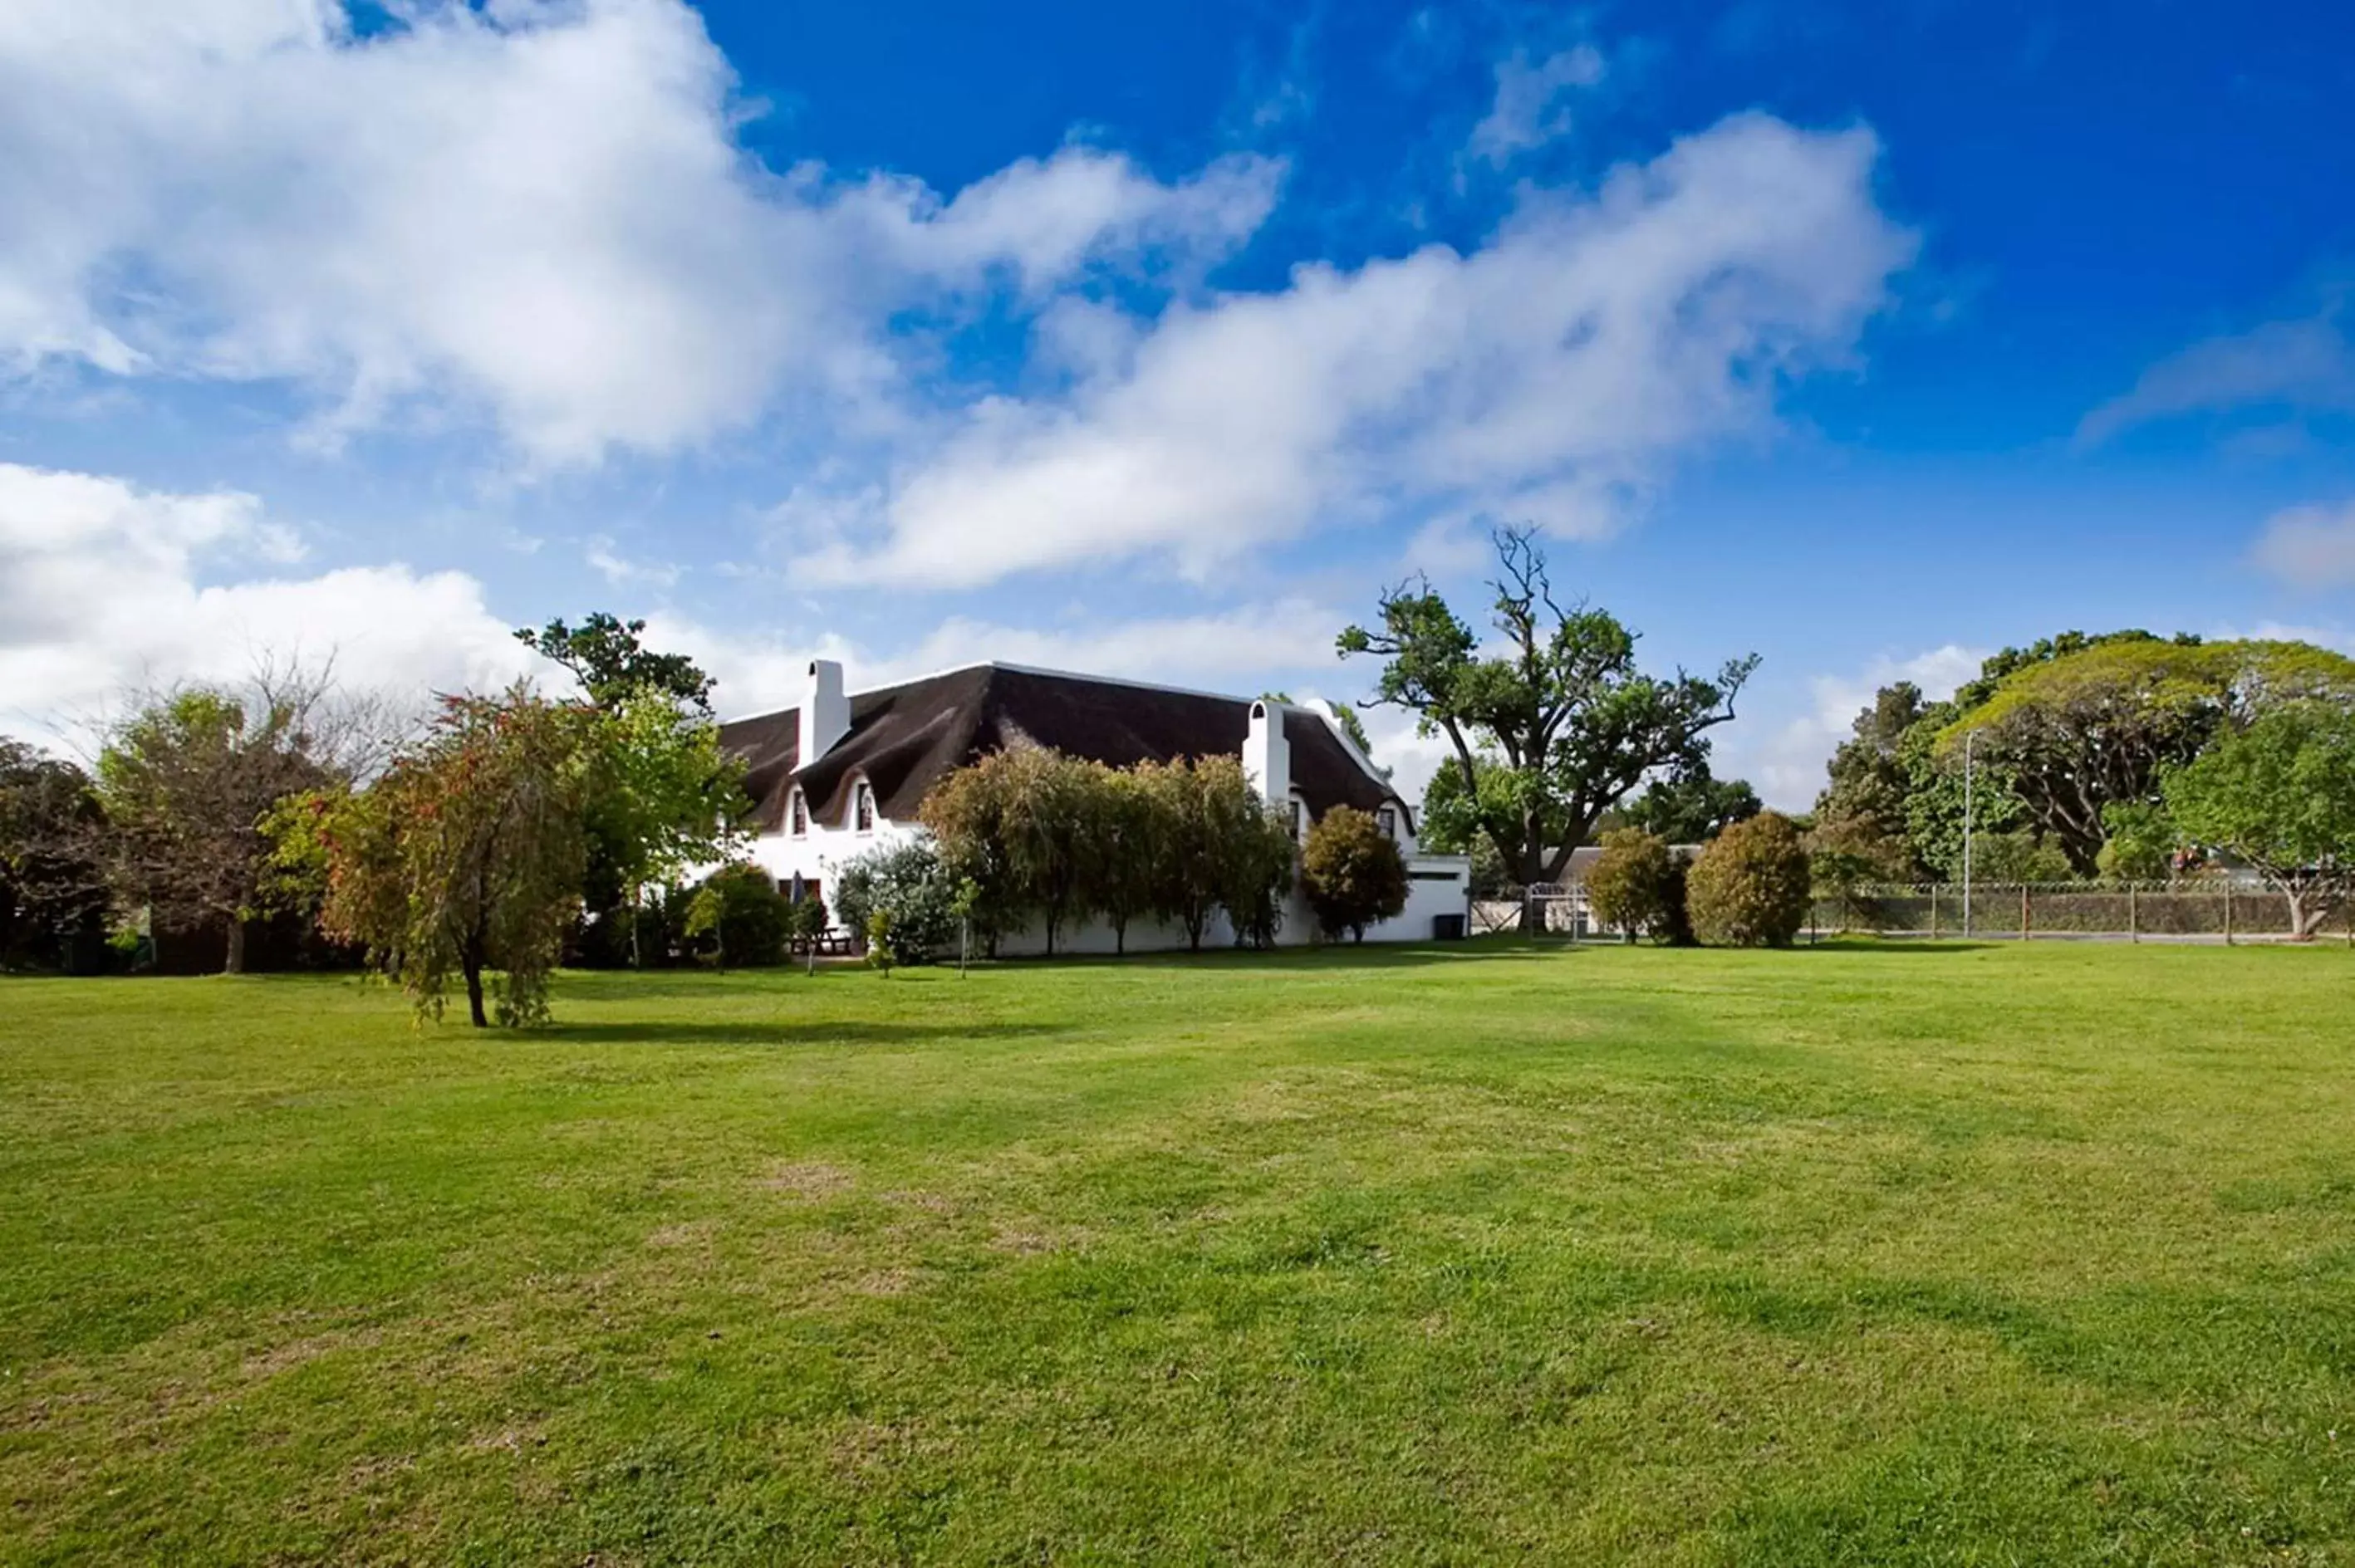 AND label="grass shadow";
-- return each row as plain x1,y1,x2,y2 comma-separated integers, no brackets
535,1020,1066,1048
